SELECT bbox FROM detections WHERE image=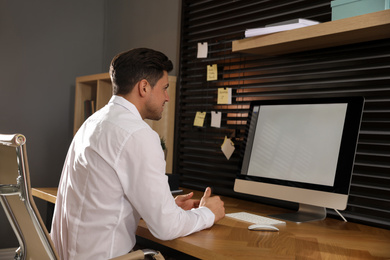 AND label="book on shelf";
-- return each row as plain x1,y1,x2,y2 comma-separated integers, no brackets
245,18,319,38
84,100,95,120
91,100,95,114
